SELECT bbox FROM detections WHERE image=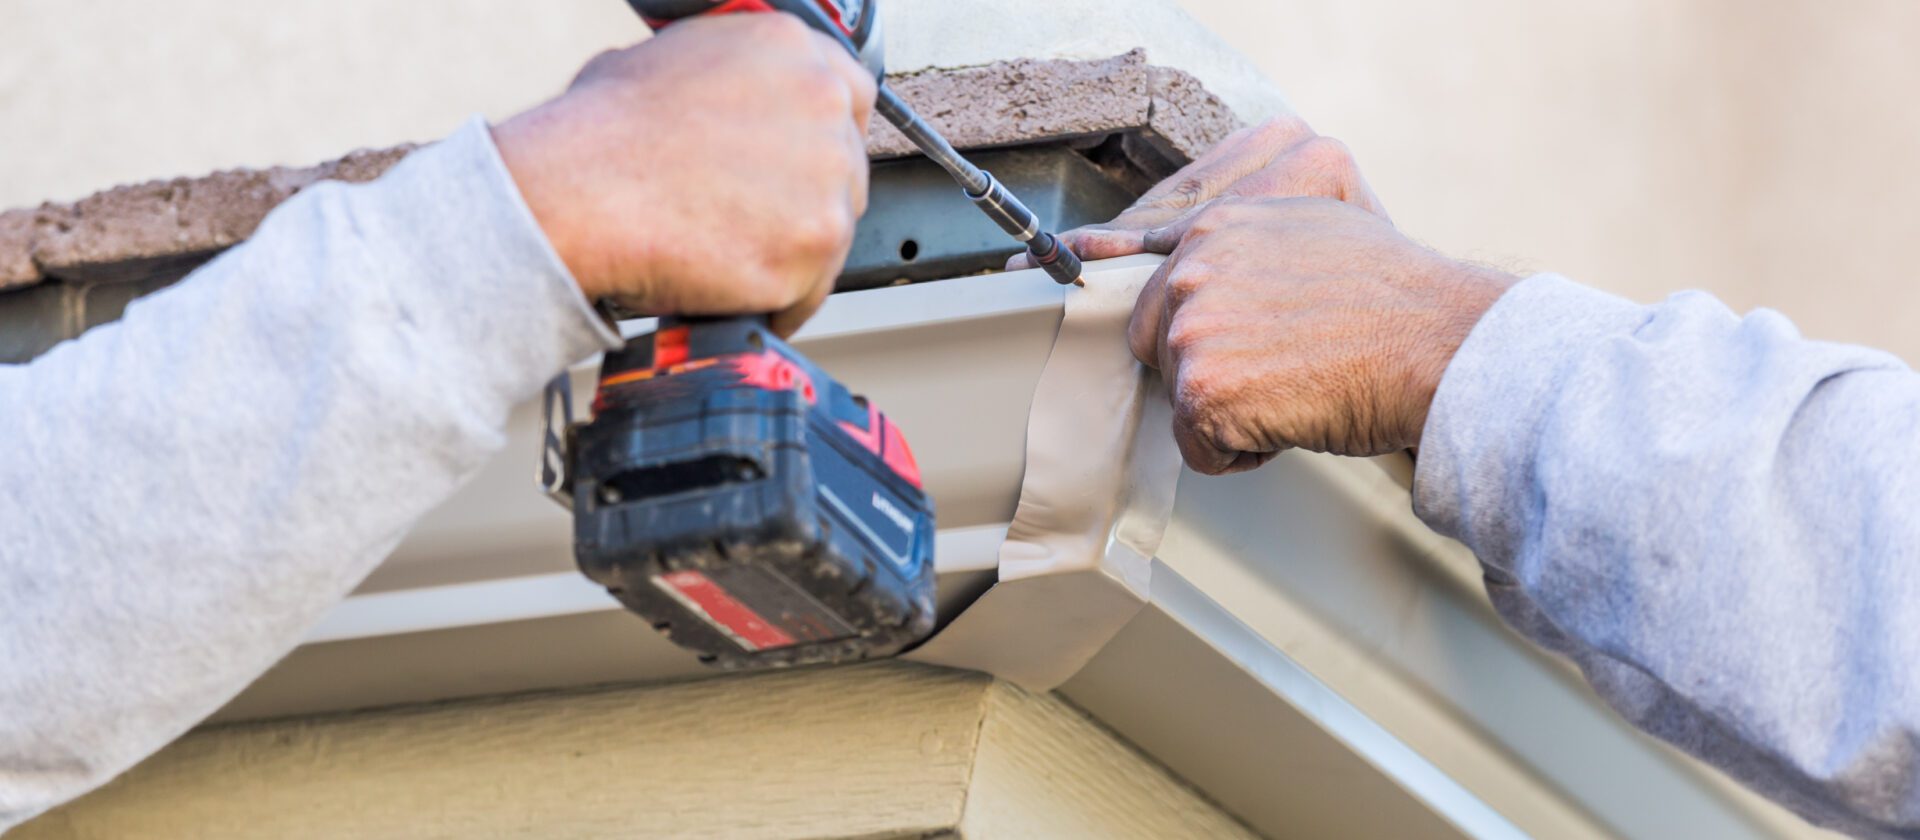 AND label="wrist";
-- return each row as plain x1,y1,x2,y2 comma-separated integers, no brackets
1400,260,1520,449
492,104,626,306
